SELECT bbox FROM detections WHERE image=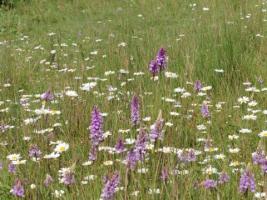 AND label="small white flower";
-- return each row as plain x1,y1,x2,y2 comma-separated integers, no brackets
90,50,98,55
239,128,252,134
228,134,239,140
170,112,179,116
103,160,113,166
81,180,88,185
245,87,260,92
23,136,31,141
229,148,240,153
197,124,207,131
146,143,154,150
7,154,21,161
84,175,97,181
142,116,151,122
201,86,212,91
151,76,159,81
174,87,185,93
248,100,257,107
229,161,241,167
133,72,144,76
148,188,160,194
197,92,207,96
24,117,40,125
214,68,224,73
242,114,257,121
181,92,191,98
254,192,266,199
125,138,135,145
243,81,251,86
104,71,115,76
34,108,61,115
164,98,176,103
82,161,93,166
118,42,127,47
238,96,249,104
119,69,129,74
137,168,149,174
161,147,172,153
65,90,78,97
103,131,112,138
214,154,225,160
53,190,65,198
131,191,140,196
118,129,130,134
250,109,261,114
174,169,189,175
35,128,53,134
80,82,97,91
44,152,60,159
53,123,62,127
197,138,206,142
165,71,178,78
54,142,69,153
30,184,36,189
203,166,218,175
204,147,218,152
258,130,267,137
12,160,27,165
165,122,173,127
48,32,56,36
